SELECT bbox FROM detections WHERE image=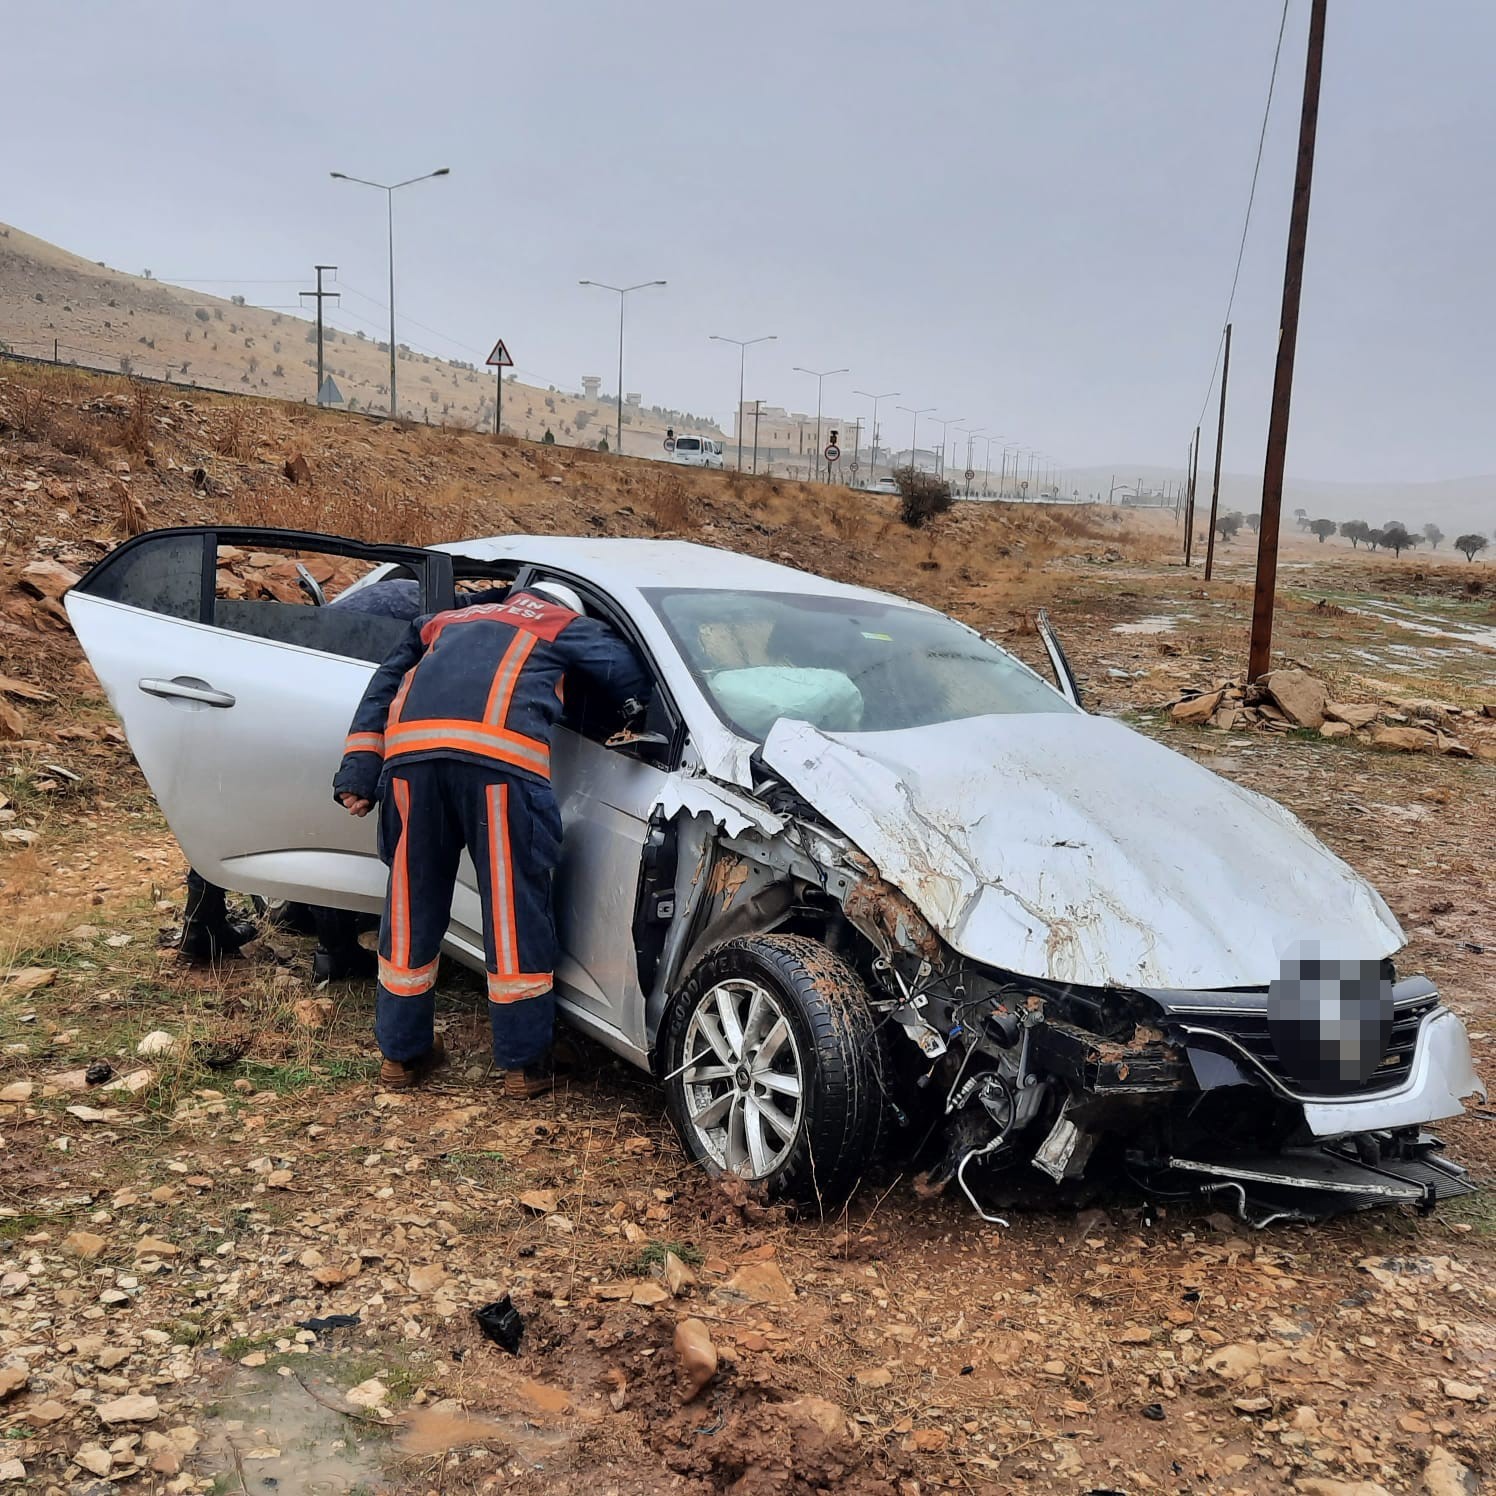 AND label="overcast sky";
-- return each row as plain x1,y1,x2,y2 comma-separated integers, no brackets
7,1,1496,483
